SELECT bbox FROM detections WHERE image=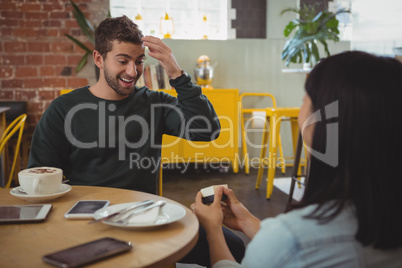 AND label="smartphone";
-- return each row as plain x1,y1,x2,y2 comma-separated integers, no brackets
0,204,52,223
42,237,132,268
64,200,110,219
